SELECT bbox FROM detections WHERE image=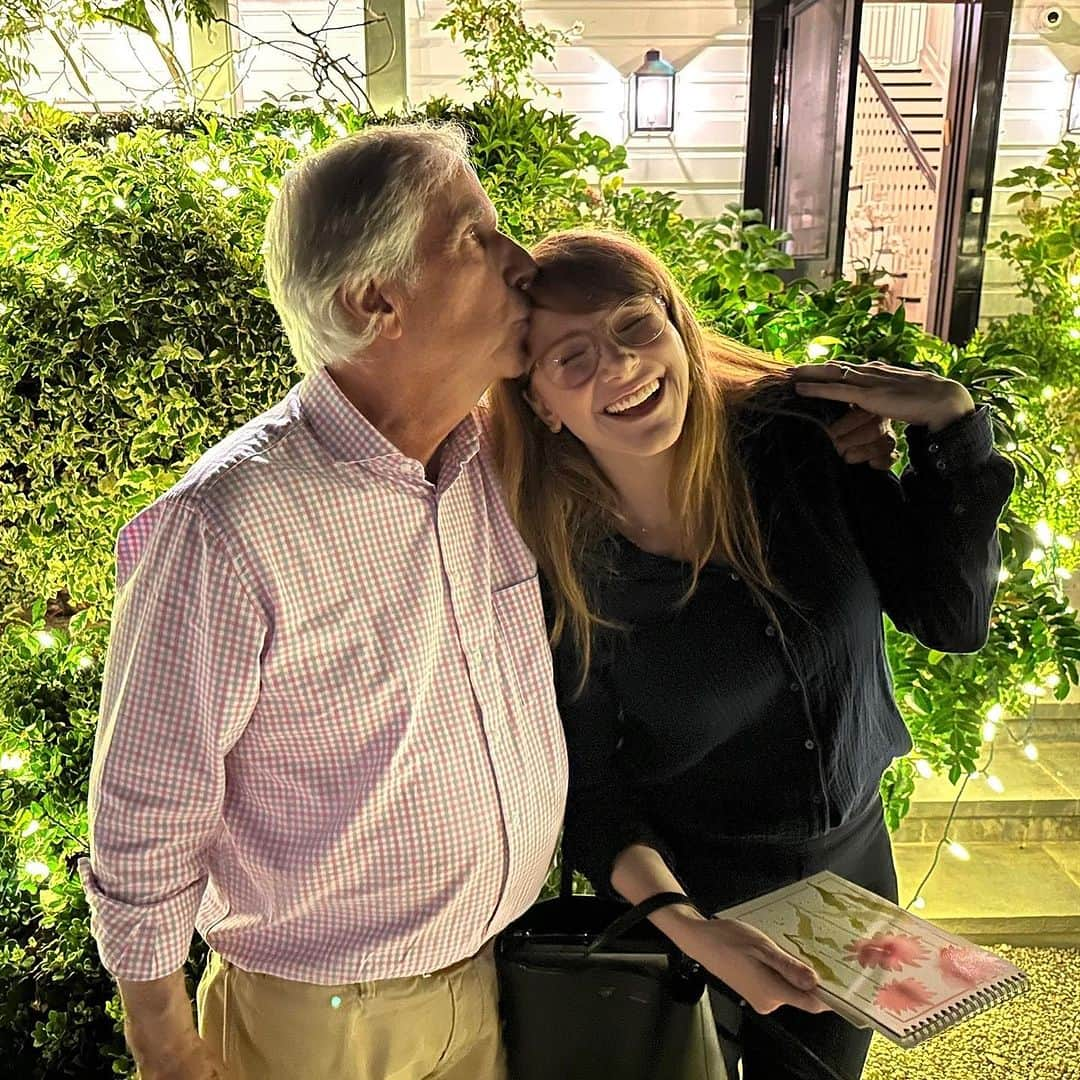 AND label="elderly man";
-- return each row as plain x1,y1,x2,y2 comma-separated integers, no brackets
79,122,567,1080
